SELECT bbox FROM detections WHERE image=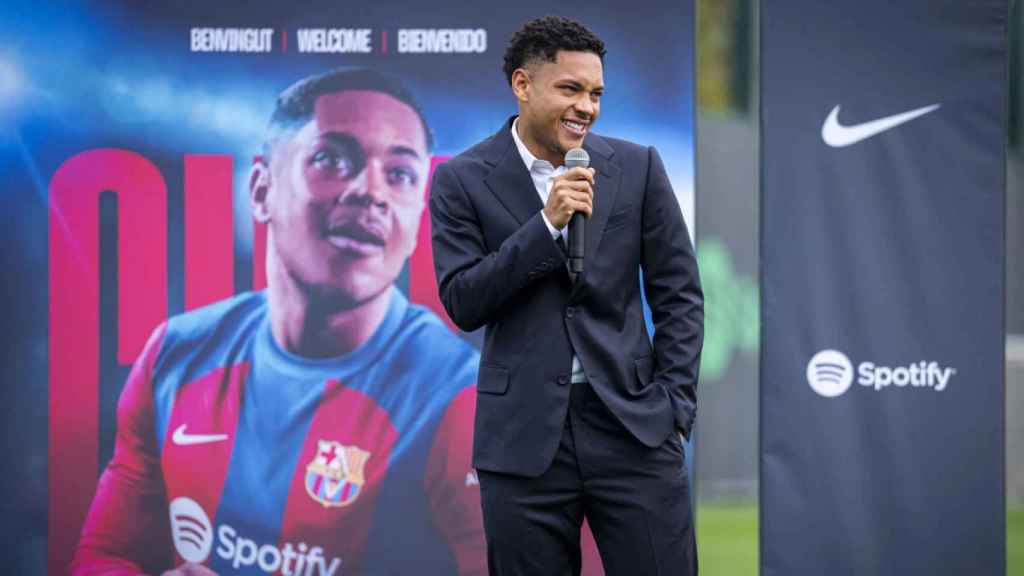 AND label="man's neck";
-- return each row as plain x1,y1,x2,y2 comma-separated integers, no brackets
265,254,392,359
